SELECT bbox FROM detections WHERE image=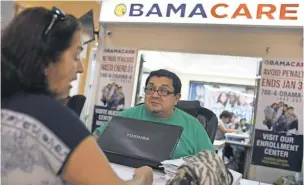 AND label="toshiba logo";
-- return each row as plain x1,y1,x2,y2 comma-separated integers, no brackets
127,133,149,141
